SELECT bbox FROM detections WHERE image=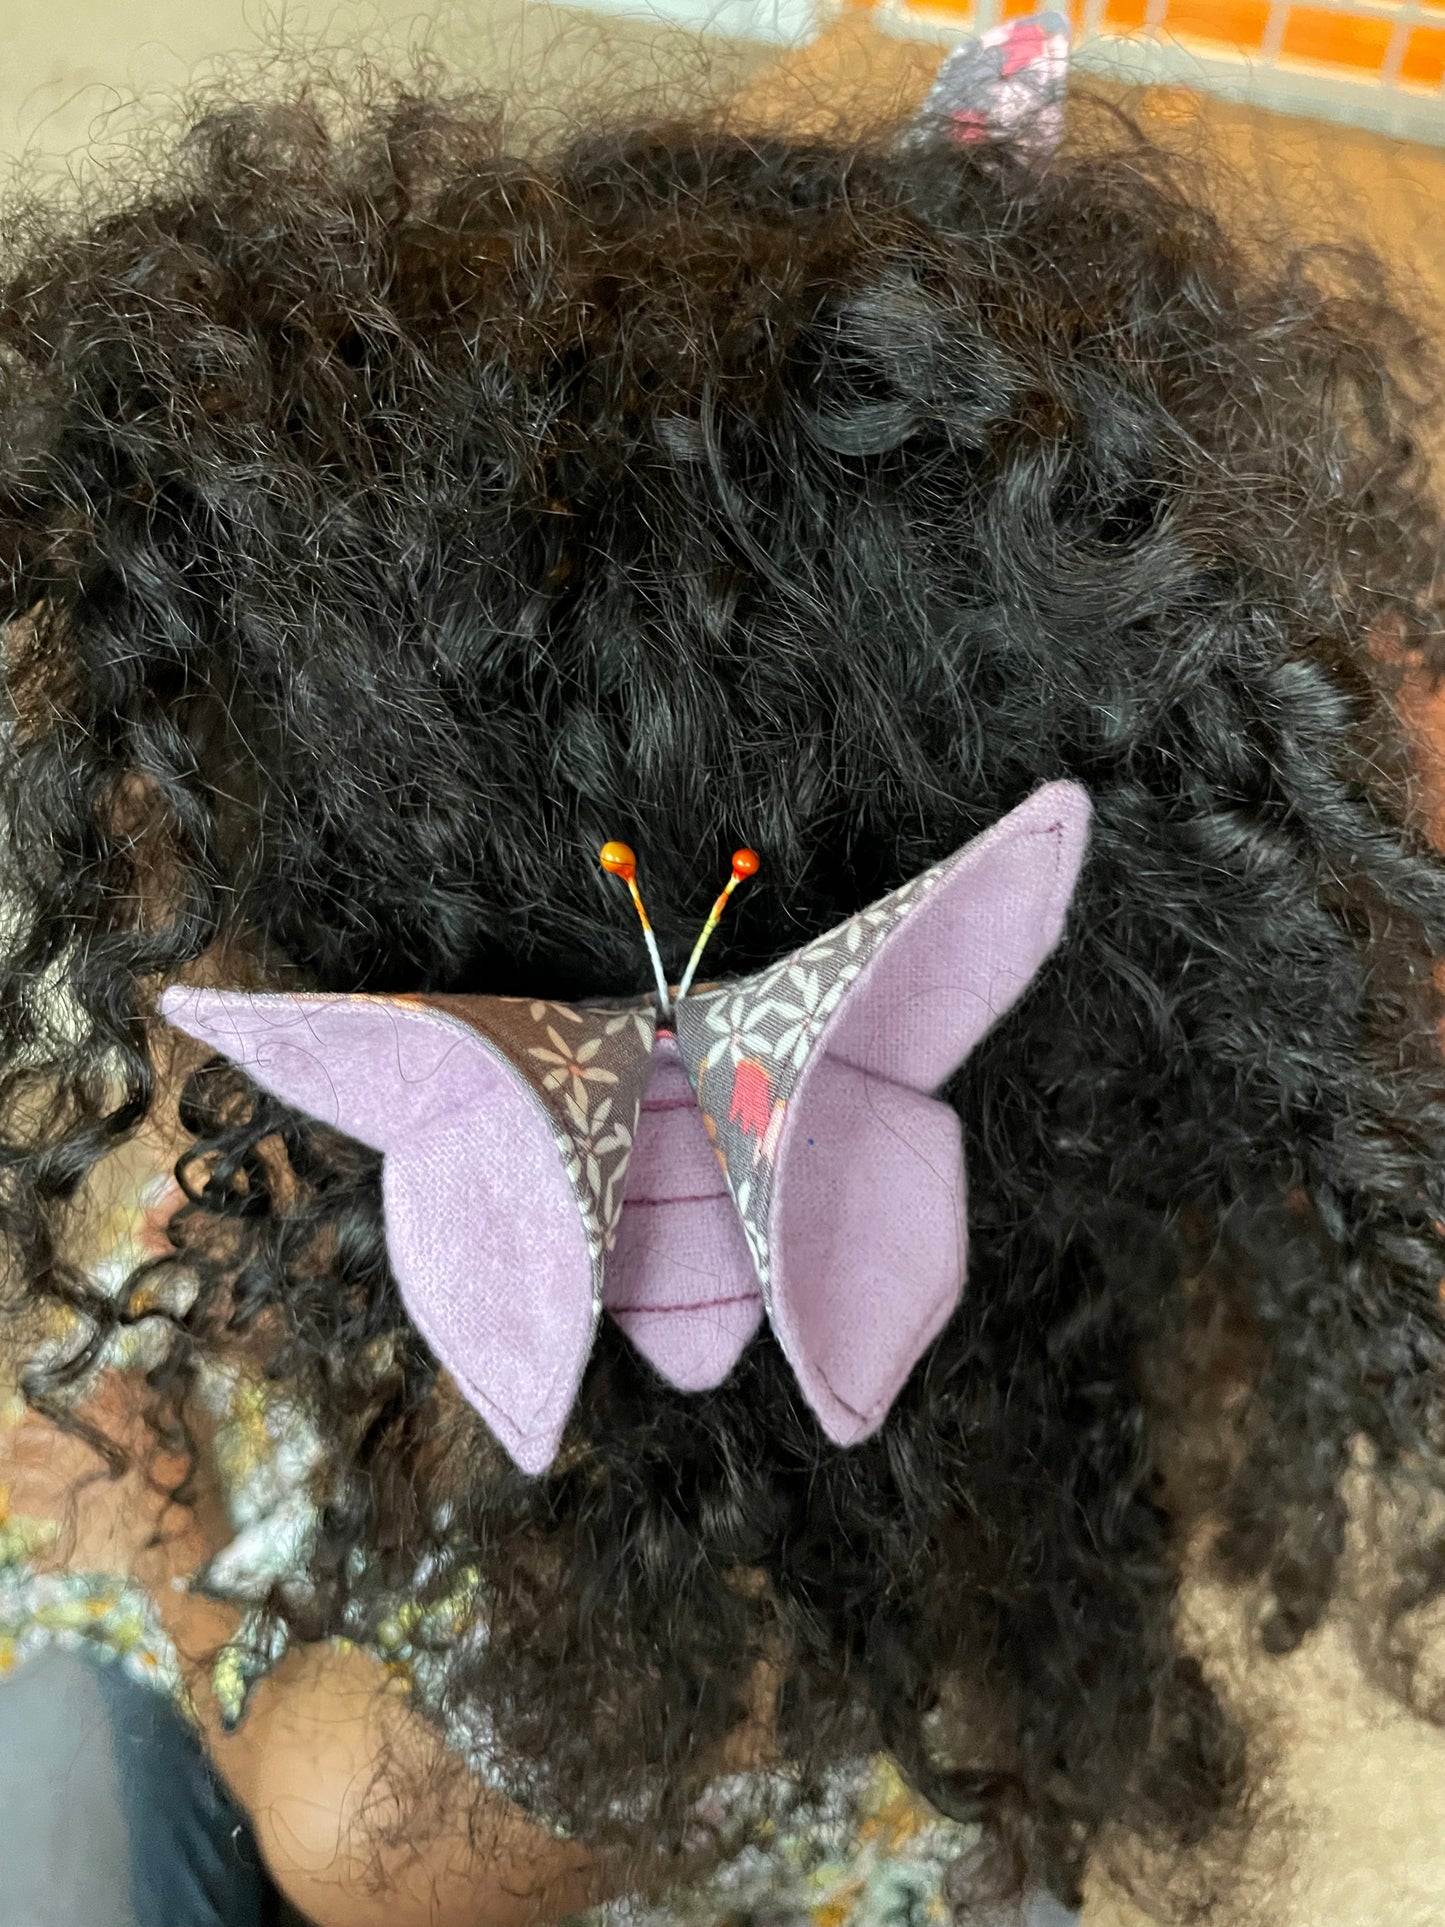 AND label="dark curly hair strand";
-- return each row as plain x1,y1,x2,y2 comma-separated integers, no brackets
4,77,1445,1919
